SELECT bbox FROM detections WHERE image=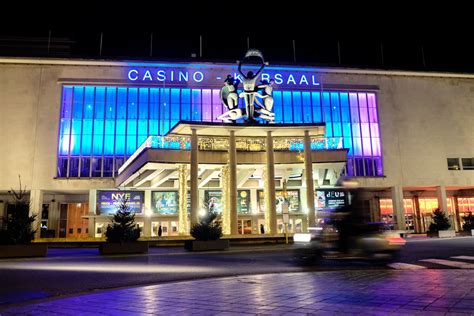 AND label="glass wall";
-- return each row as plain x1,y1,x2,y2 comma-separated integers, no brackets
58,85,382,178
